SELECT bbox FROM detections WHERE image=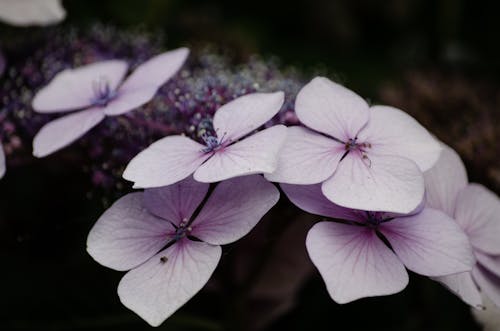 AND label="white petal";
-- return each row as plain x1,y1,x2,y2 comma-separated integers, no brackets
212,92,284,142
295,77,369,141
123,135,210,189
434,272,483,308
264,126,344,184
306,221,408,303
357,105,442,171
118,240,221,327
0,144,5,179
87,193,173,271
322,152,424,213
32,108,105,157
0,0,65,26
424,144,468,216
